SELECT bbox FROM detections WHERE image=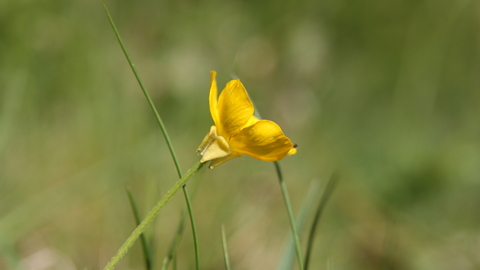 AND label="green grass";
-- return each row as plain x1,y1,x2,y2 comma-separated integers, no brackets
1,0,480,269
